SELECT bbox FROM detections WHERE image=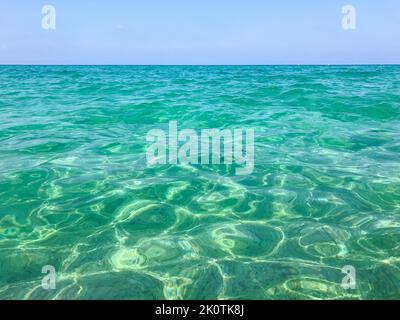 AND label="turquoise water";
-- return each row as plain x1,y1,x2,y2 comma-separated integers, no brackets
0,65,399,300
